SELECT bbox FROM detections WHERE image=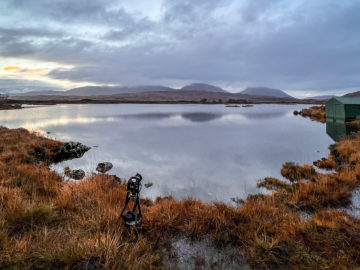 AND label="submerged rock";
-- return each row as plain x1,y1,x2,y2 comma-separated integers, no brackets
52,142,90,163
96,162,113,173
144,182,153,188
67,169,85,180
